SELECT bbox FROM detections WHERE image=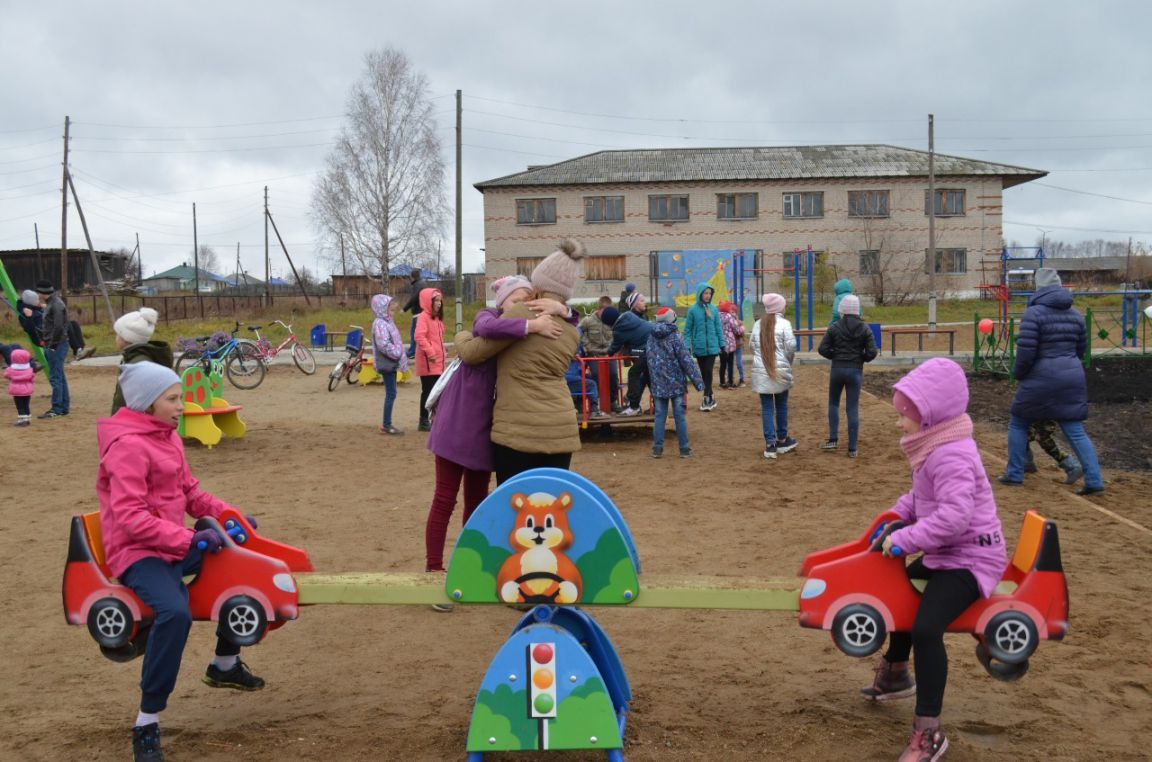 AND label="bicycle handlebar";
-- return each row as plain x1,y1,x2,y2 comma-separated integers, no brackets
274,319,292,332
